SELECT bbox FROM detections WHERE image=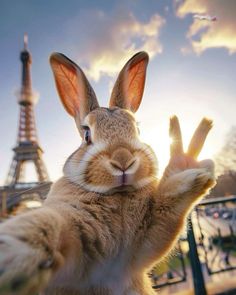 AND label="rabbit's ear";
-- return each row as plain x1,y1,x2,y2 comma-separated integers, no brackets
50,53,99,124
109,52,149,113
